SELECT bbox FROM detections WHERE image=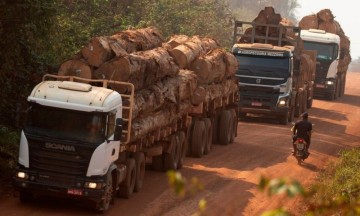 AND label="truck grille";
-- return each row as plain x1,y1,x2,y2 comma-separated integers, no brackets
28,138,94,187
315,61,332,82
